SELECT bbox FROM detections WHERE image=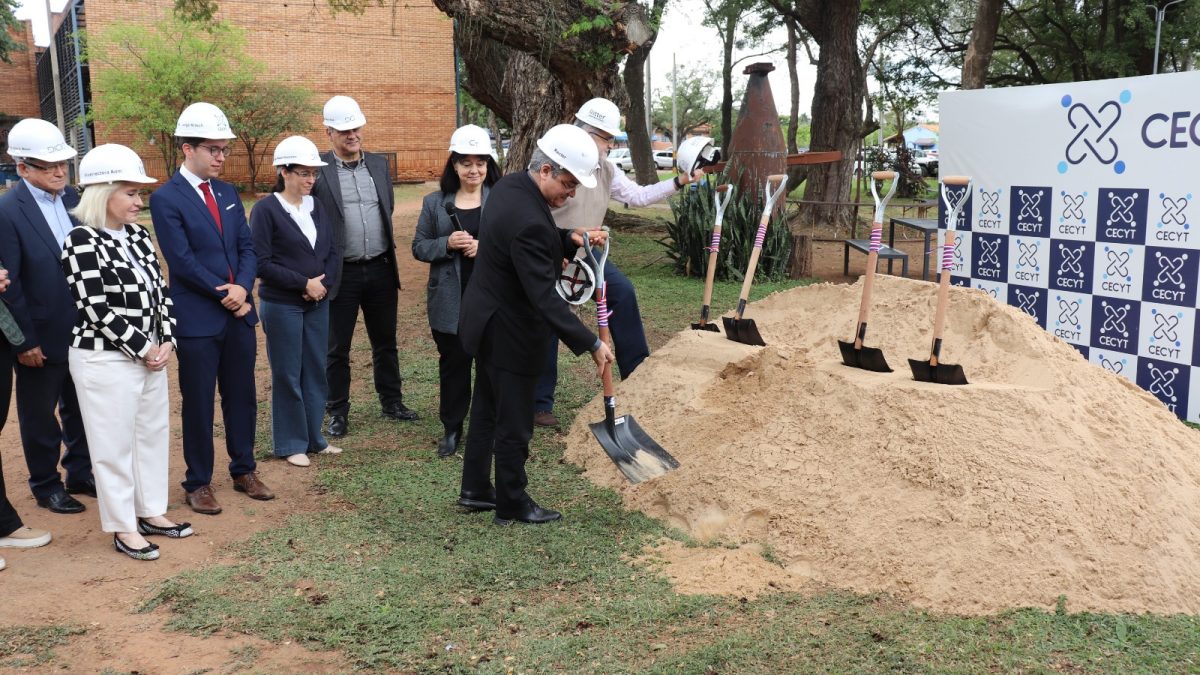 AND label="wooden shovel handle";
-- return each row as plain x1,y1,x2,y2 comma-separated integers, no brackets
598,319,615,398
941,175,970,186
735,225,767,318
929,231,956,365
854,221,883,348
